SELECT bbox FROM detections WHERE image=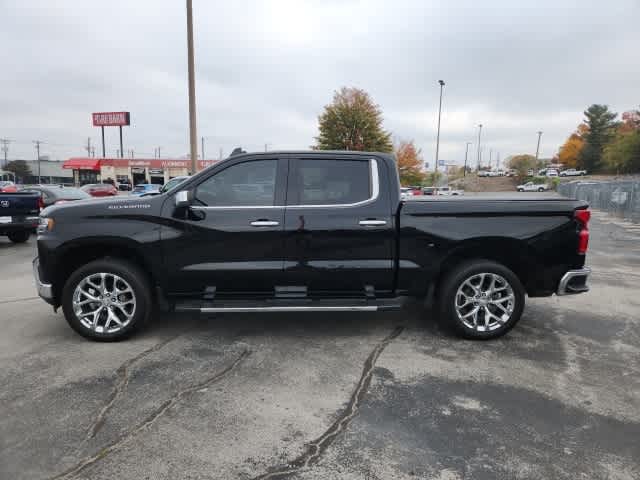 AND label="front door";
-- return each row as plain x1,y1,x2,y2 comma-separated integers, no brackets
282,156,395,296
161,157,287,296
